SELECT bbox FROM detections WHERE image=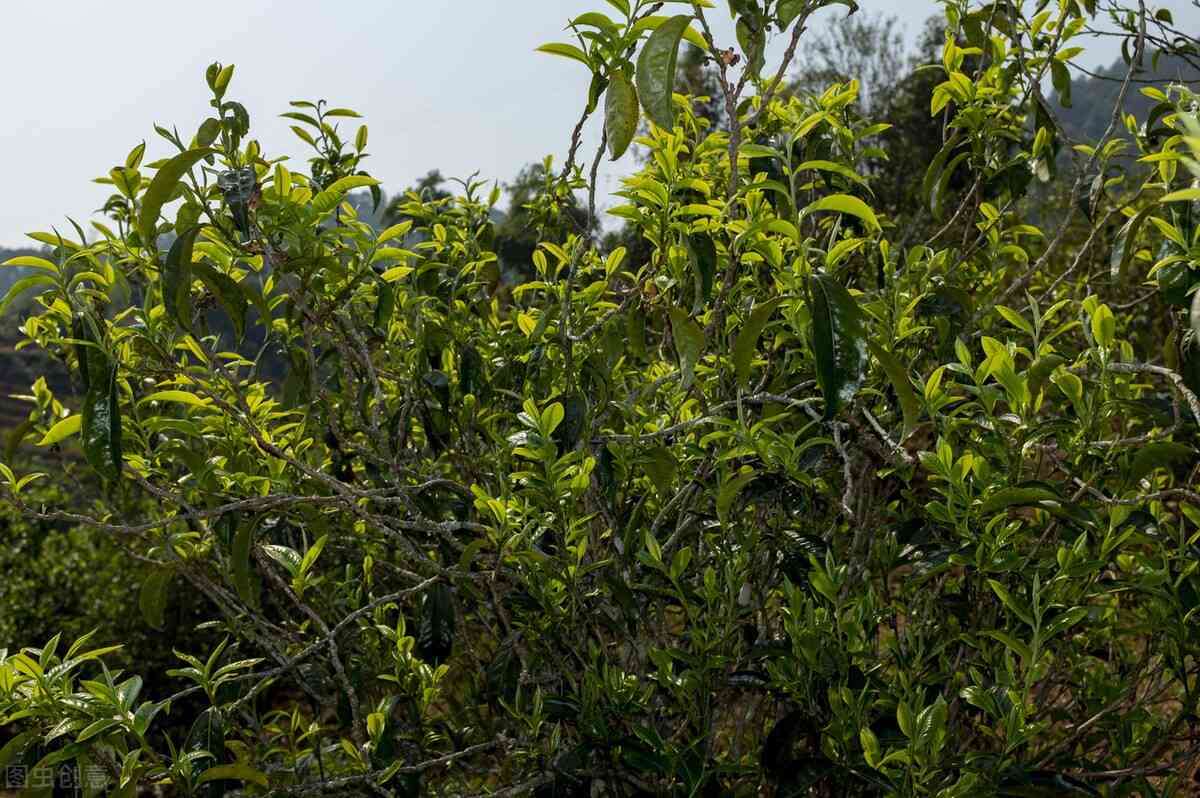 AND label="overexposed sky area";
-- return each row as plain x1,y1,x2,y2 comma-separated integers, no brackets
0,0,1196,245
